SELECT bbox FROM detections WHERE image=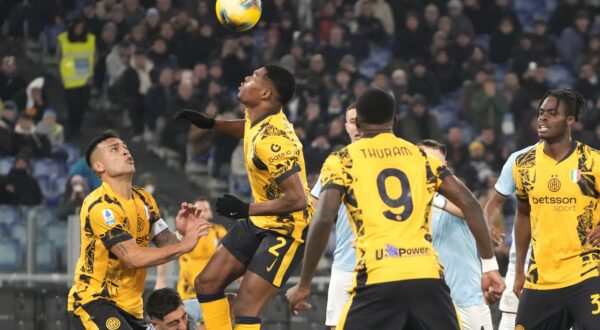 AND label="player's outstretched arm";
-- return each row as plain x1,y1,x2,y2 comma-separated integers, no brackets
173,108,245,139
286,188,341,314
110,219,210,269
439,175,506,304
513,199,531,298
215,173,308,218
484,191,508,246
